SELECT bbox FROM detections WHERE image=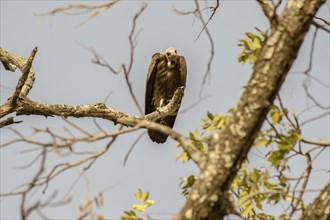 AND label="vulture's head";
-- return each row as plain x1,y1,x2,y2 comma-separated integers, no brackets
165,47,178,69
